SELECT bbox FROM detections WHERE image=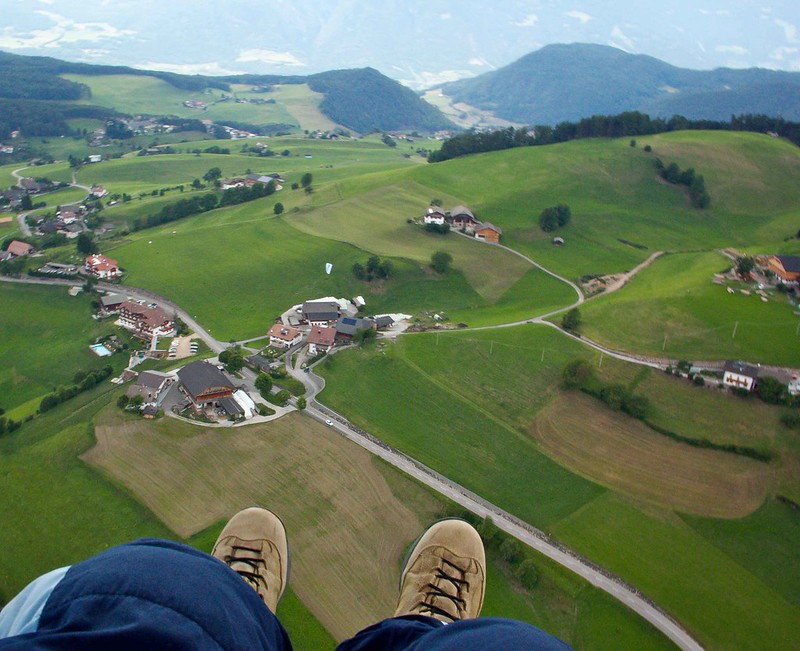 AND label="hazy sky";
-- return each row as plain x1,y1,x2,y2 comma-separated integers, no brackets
2,0,799,87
